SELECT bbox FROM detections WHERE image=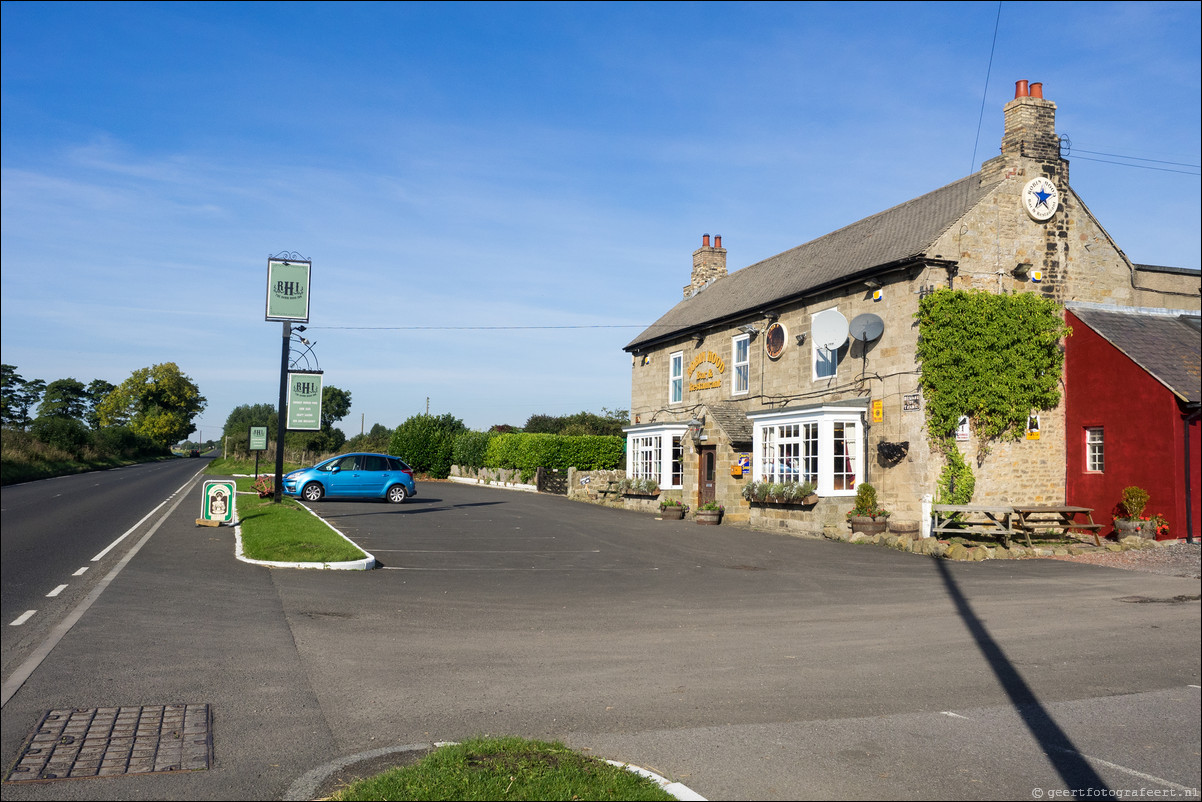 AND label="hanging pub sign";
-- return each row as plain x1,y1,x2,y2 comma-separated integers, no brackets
266,257,312,322
248,426,268,452
287,371,323,431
